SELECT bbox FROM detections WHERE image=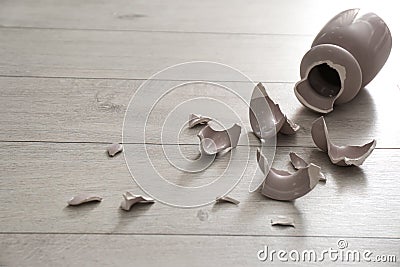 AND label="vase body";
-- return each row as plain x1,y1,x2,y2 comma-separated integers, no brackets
294,9,392,113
